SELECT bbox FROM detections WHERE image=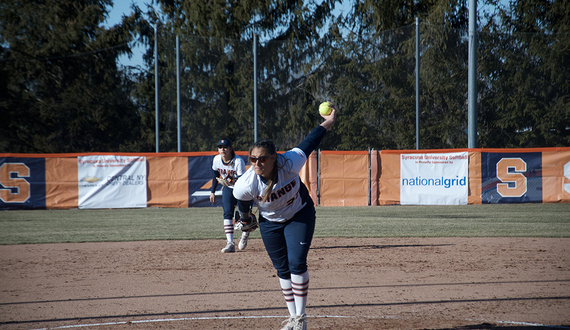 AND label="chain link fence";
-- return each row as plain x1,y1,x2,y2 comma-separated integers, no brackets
150,23,569,152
